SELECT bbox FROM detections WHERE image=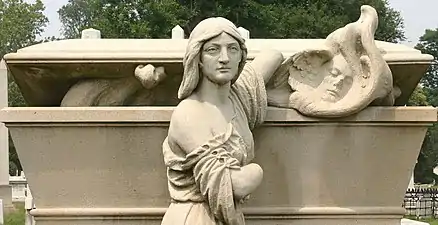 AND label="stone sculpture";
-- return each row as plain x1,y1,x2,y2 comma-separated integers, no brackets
160,5,401,225
161,17,283,225
267,5,397,117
